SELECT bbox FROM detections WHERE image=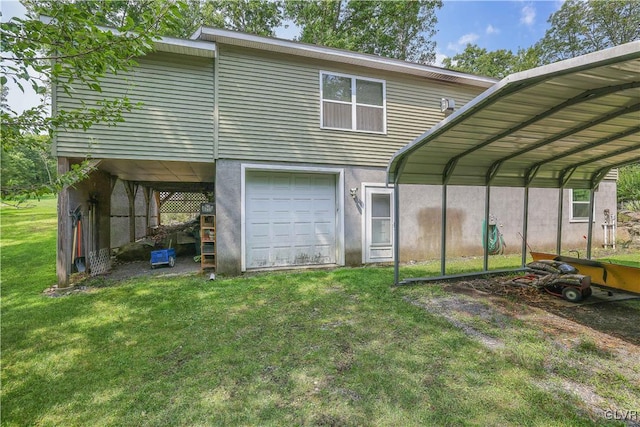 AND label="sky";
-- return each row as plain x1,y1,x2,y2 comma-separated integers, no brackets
1,0,563,113
432,0,562,65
